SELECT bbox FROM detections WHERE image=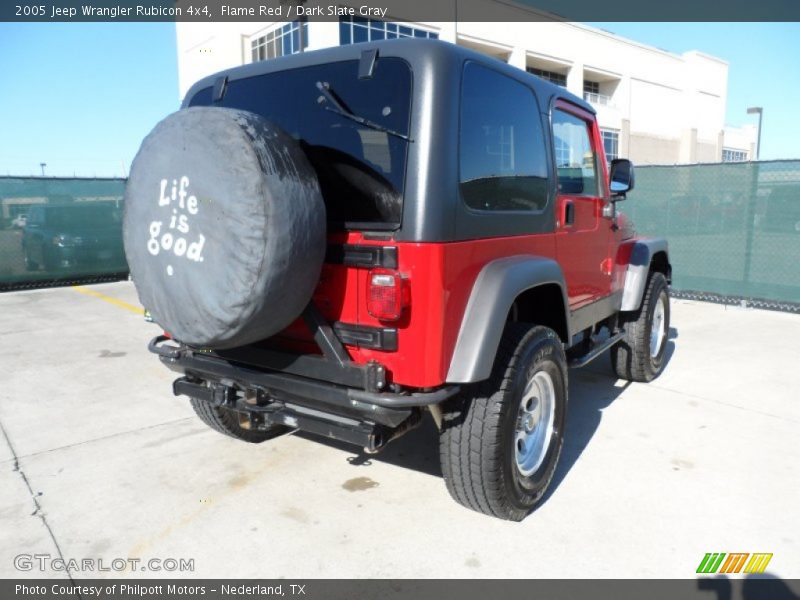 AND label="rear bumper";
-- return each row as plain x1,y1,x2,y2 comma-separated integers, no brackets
149,335,460,429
